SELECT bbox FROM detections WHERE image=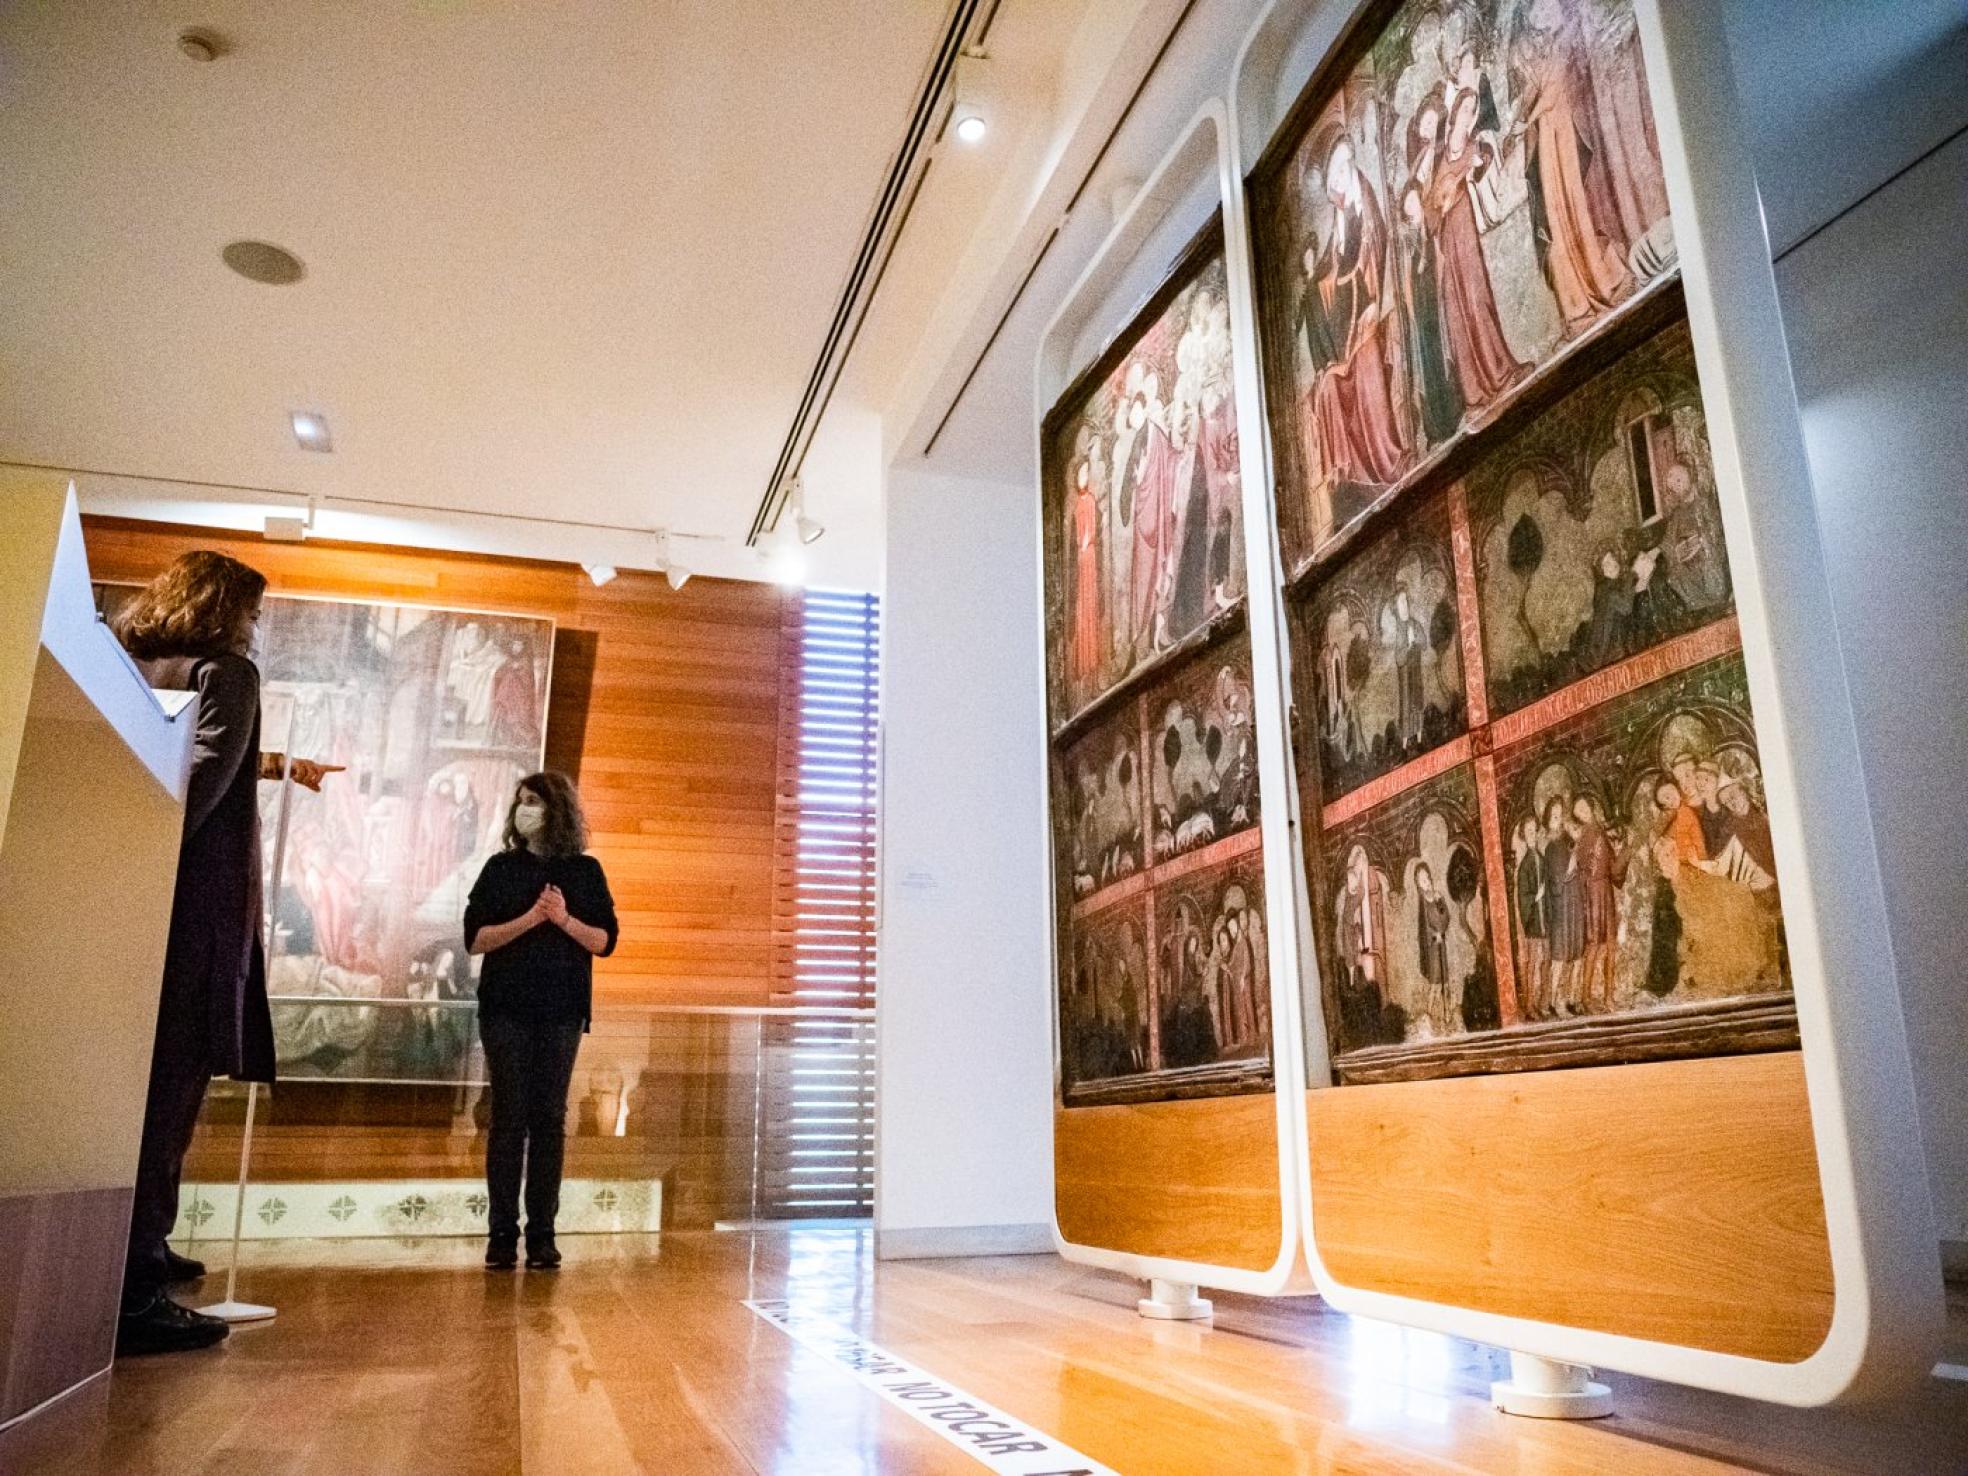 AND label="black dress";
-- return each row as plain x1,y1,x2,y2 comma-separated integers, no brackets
123,651,277,1304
